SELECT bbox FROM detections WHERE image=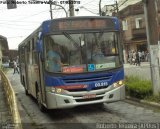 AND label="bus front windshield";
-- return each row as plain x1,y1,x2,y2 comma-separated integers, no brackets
44,32,122,73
